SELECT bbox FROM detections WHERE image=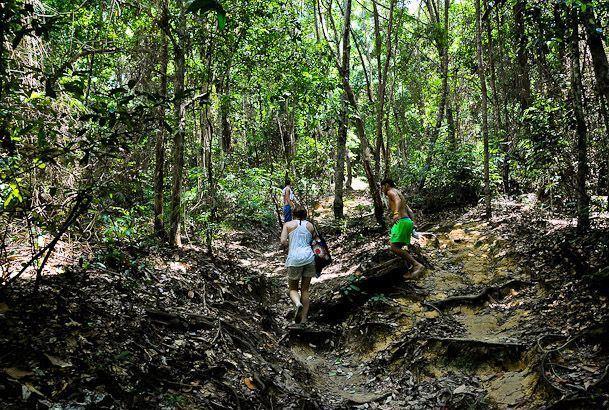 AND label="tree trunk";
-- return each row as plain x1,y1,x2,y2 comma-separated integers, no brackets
447,105,455,149
582,9,609,105
569,8,589,234
169,0,187,247
334,93,348,219
343,0,384,228
334,0,352,220
346,150,353,190
205,109,215,255
318,0,384,227
582,7,609,208
218,82,231,153
372,0,395,178
372,0,383,177
513,0,531,109
495,9,511,196
476,0,491,218
154,1,169,241
418,0,450,191
486,11,507,195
